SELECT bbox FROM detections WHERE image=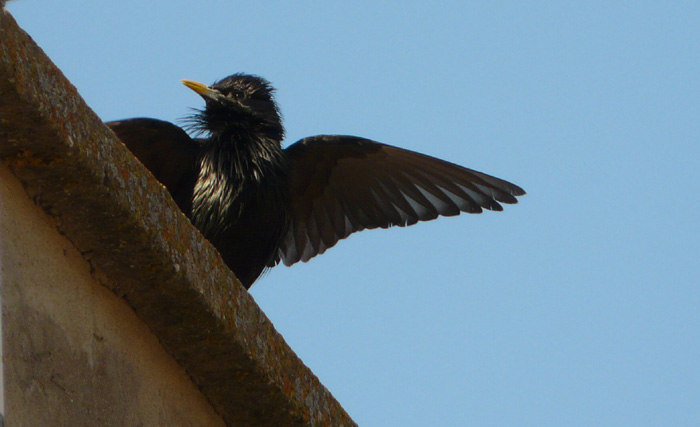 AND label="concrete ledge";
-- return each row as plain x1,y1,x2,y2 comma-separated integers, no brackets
1,162,226,426
0,9,355,426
